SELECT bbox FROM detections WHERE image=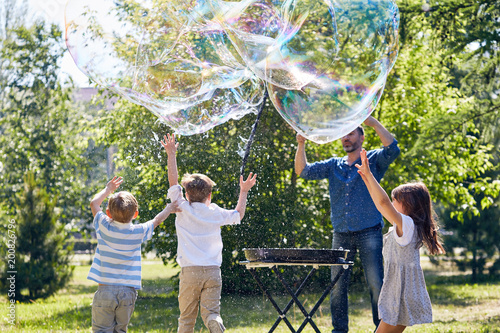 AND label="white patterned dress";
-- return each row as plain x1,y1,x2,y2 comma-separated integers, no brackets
378,213,433,326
